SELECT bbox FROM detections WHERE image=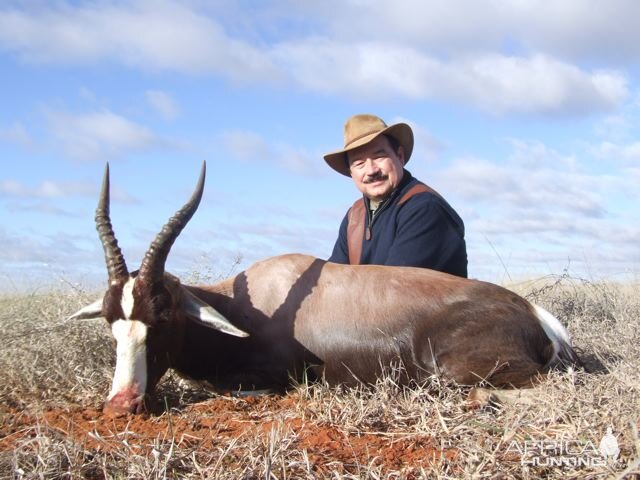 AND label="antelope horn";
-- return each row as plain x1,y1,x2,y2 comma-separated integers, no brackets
95,163,129,283
138,161,206,284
